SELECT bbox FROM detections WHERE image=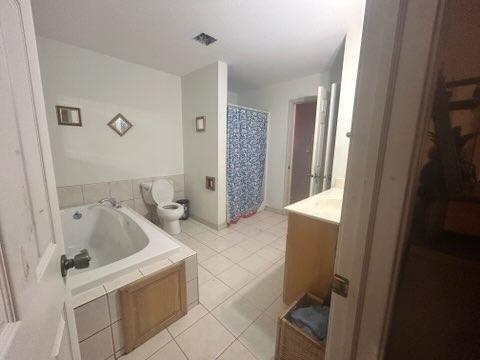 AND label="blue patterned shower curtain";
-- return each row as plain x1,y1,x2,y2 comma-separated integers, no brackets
227,105,268,224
